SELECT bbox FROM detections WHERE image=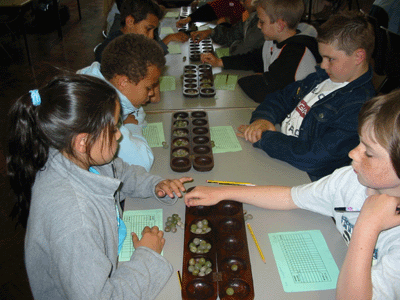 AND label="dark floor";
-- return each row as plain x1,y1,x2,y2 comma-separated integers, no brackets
0,0,374,299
